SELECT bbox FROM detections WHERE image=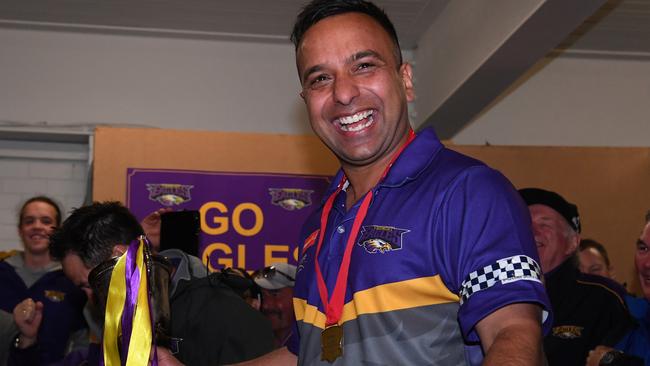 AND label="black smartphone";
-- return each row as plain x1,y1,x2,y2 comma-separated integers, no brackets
159,210,200,256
